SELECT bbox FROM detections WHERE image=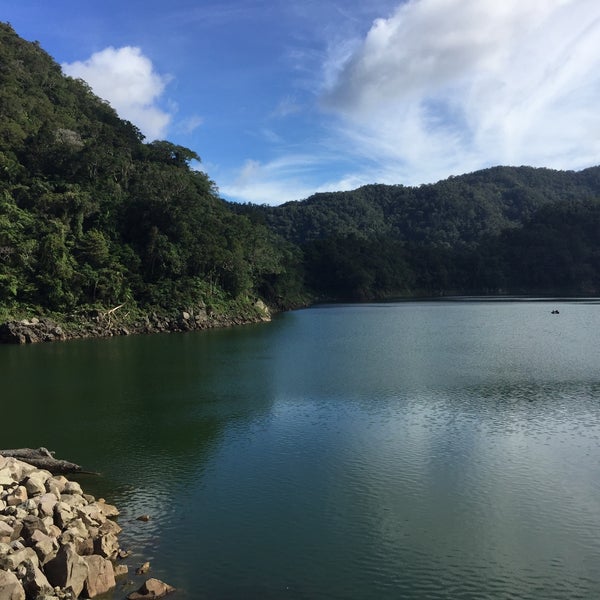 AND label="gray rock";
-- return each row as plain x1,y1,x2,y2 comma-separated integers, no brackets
96,500,119,518
38,493,58,518
0,570,26,600
21,557,54,599
0,468,16,487
58,493,87,508
75,504,104,527
25,472,49,497
82,555,116,598
127,578,176,599
114,564,129,577
0,520,14,539
45,543,89,598
45,476,68,497
98,518,122,536
6,485,28,506
21,514,51,542
0,546,39,570
62,481,83,496
53,502,74,529
93,531,119,559
0,542,12,557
